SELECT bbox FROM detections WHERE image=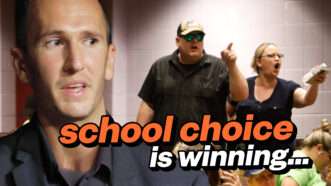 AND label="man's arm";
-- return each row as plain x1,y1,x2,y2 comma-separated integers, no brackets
137,101,154,125
293,72,327,108
137,62,157,126
221,43,248,102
